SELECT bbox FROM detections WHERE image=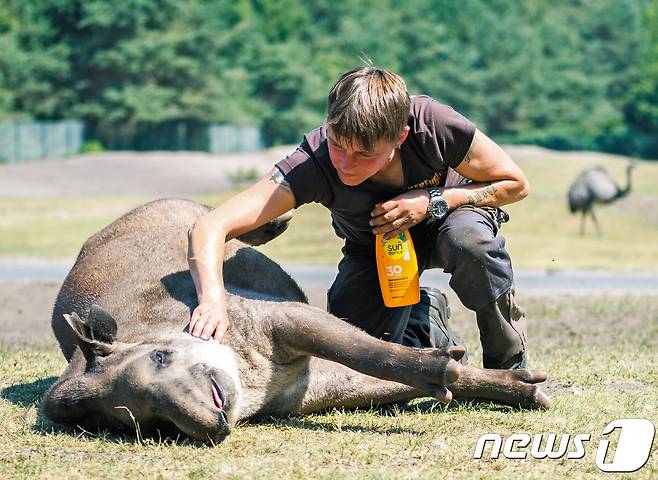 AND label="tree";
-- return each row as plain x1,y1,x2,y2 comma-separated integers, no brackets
625,0,658,157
